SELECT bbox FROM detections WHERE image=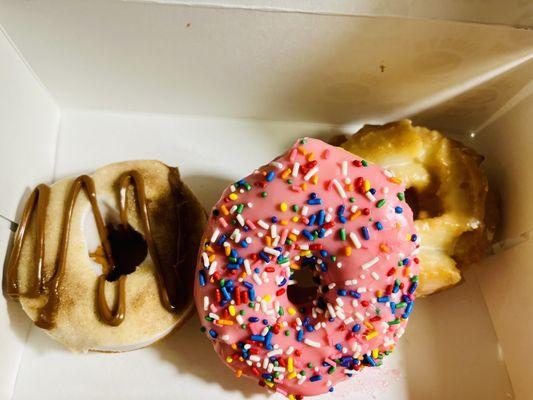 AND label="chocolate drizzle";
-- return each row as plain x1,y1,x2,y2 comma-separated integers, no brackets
5,171,182,329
